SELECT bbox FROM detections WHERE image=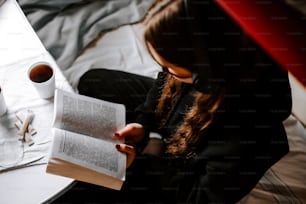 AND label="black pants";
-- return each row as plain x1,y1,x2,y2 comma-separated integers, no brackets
48,69,155,204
